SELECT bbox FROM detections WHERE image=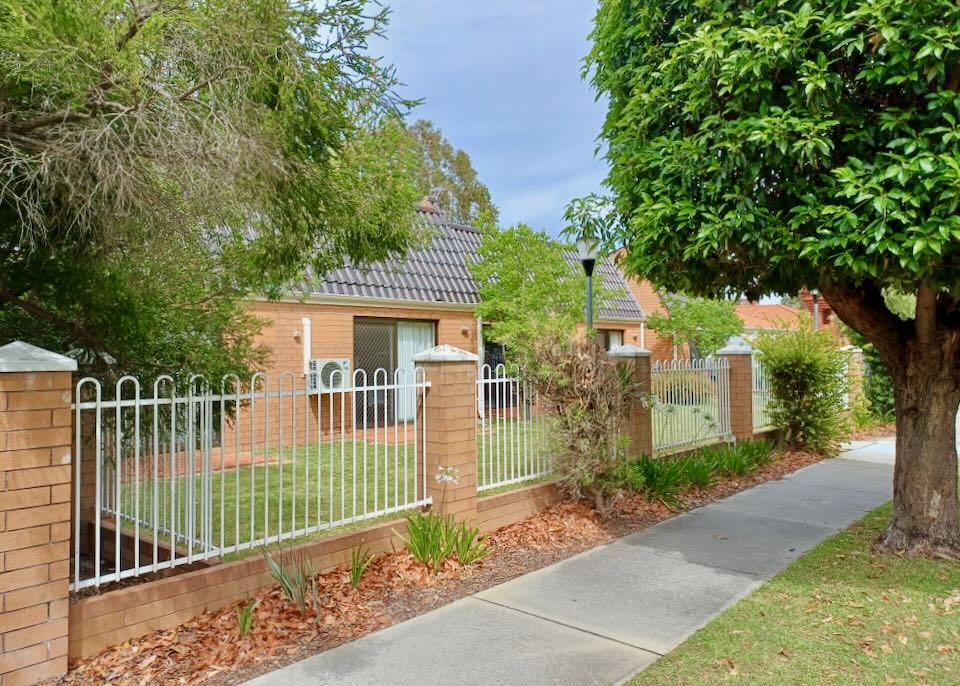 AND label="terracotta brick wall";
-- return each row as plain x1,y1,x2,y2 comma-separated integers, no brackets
719,351,754,441
416,353,478,520
216,300,479,452
1,369,73,686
